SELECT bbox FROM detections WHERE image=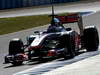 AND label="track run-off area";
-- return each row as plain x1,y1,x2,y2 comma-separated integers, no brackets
0,1,100,75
